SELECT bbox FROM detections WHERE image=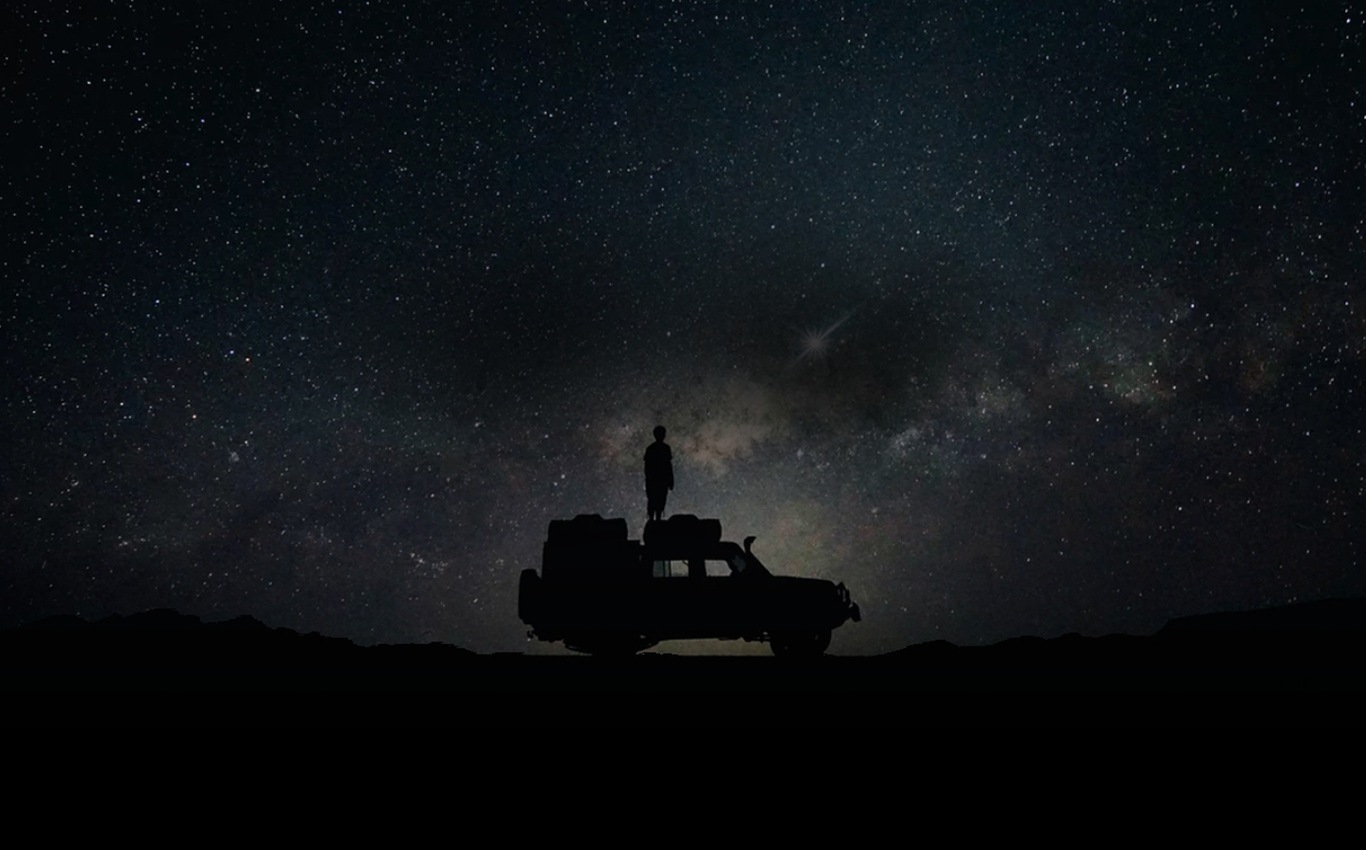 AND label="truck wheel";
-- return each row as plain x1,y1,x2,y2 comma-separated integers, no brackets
517,569,540,623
